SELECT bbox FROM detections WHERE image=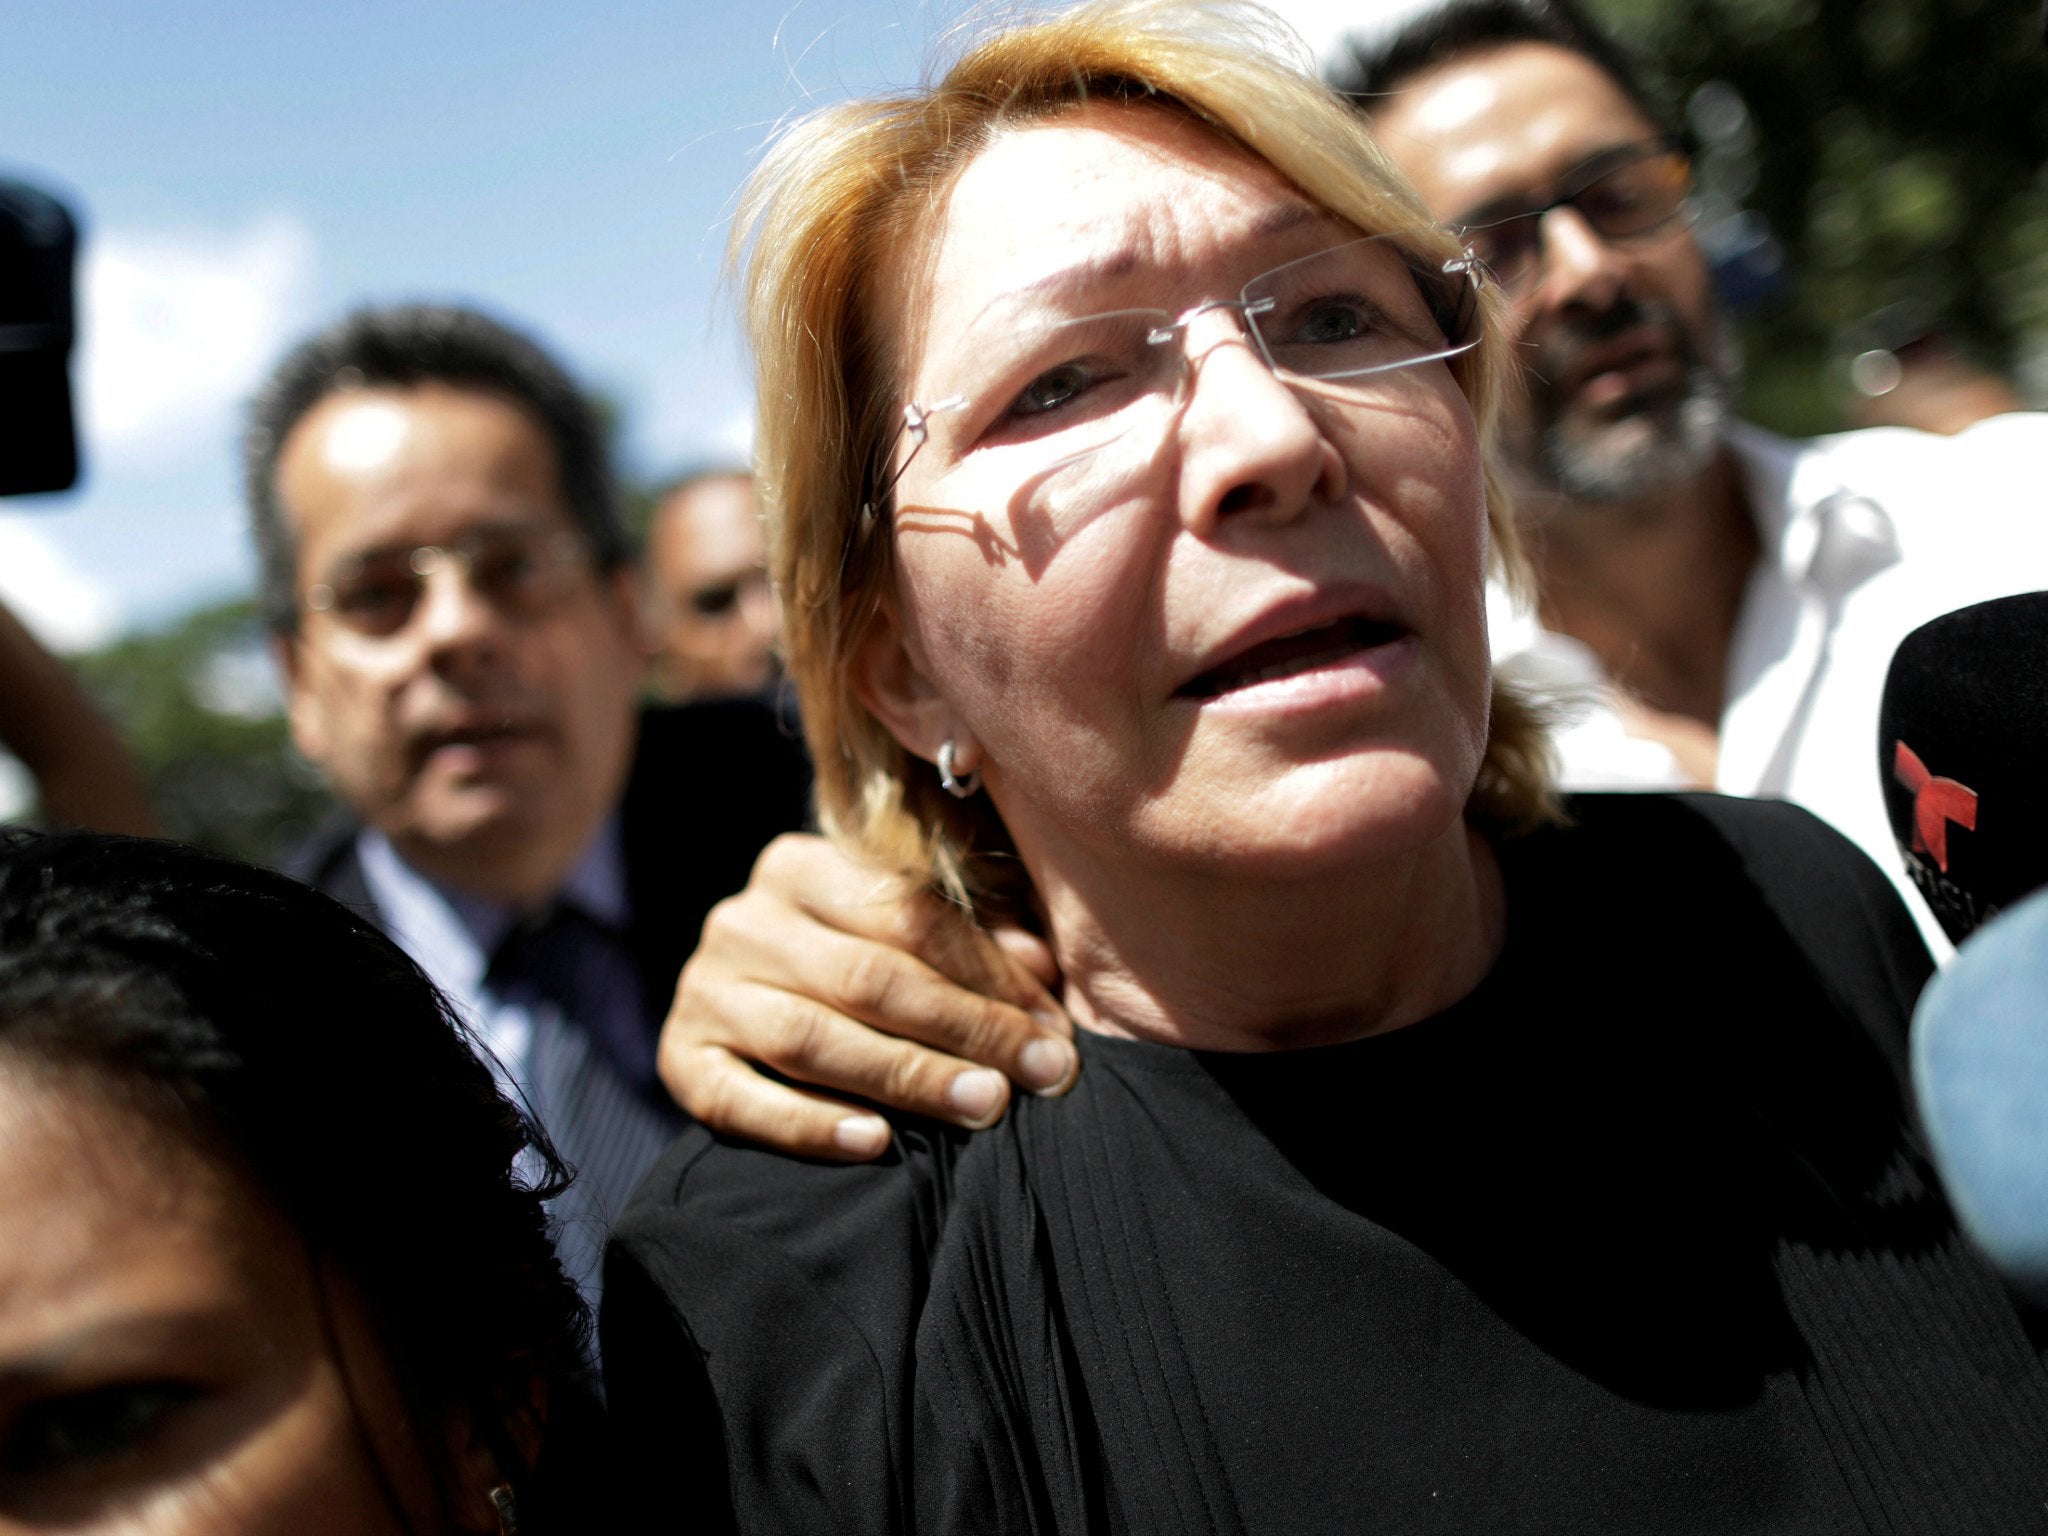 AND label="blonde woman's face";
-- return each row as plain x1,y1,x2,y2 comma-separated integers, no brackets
861,103,1494,895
